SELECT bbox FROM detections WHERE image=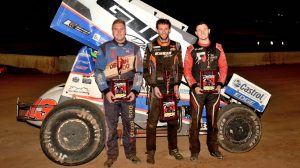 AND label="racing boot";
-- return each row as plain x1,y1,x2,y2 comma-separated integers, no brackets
169,149,183,160
210,150,224,160
128,155,141,164
190,153,199,161
104,158,117,168
146,150,155,164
